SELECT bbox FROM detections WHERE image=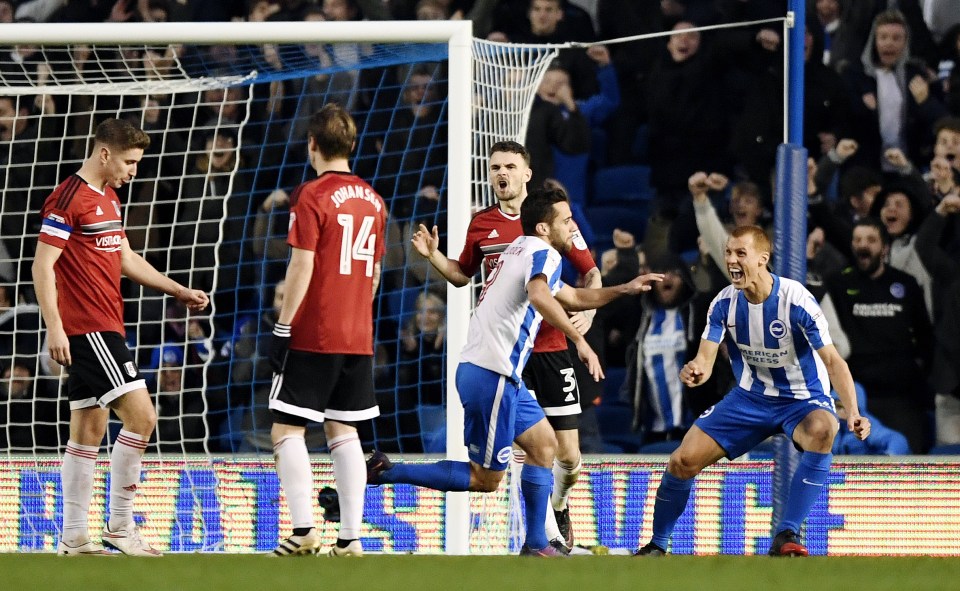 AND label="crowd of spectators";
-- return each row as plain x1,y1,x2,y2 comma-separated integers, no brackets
0,0,959,456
